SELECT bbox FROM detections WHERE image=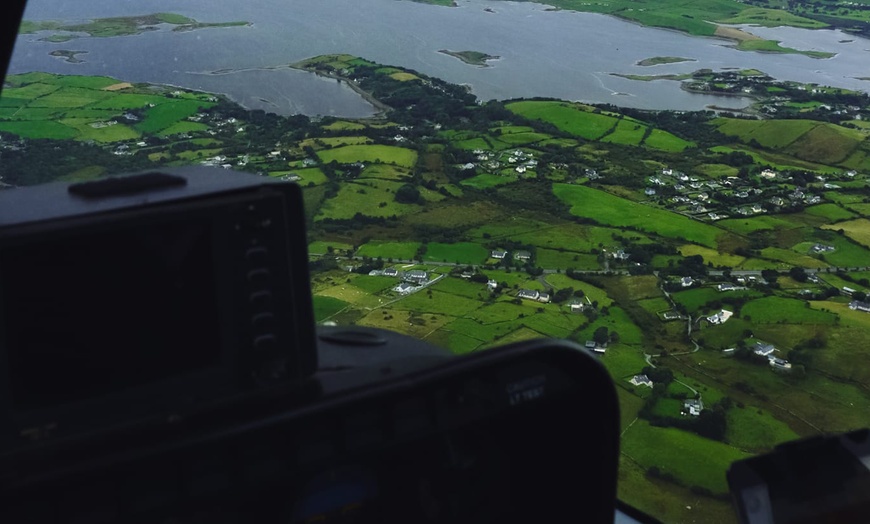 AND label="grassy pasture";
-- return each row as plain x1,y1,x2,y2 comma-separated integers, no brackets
306,136,372,148
61,119,140,142
753,247,829,269
308,241,354,255
424,242,489,264
822,218,870,248
316,180,420,220
679,244,746,268
506,101,617,140
317,144,417,168
279,167,327,186
495,132,550,146
0,120,76,140
346,275,399,295
389,72,419,82
845,203,870,217
440,318,510,348
601,345,649,380
721,8,826,28
712,118,817,149
312,296,350,322
621,420,750,495
725,406,800,452
322,120,365,131
671,287,759,314
601,119,647,146
90,94,170,110
460,173,516,189
716,214,800,235
355,241,420,260
492,125,535,134
804,203,856,223
432,277,490,299
158,122,209,136
360,164,411,181
736,39,834,58
642,129,694,152
452,137,493,151
616,458,737,524
553,183,722,248
536,248,598,269
542,274,614,307
578,307,643,346
813,235,870,267
28,87,111,108
1,83,61,100
784,124,866,165
137,100,213,134
486,326,549,347
398,290,485,317
740,296,838,324
638,297,672,316
426,329,483,354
